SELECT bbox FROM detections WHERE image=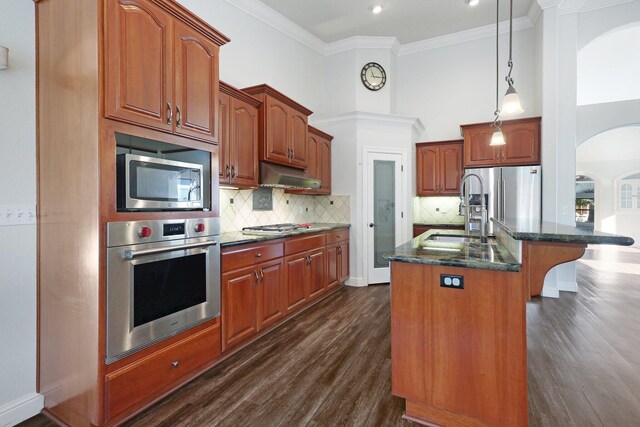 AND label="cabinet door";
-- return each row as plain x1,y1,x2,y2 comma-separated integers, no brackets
264,97,290,165
463,127,501,168
230,97,259,187
218,93,230,184
338,241,350,284
222,267,258,350
257,259,285,331
174,21,219,143
289,109,309,169
501,121,540,165
306,134,320,180
105,0,172,131
284,253,308,313
318,138,332,195
308,249,326,300
326,244,339,290
417,146,440,196
440,144,463,195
